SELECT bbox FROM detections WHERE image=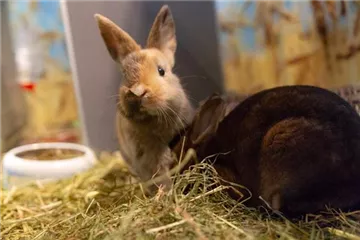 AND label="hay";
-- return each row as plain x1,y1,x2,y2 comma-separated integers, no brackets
1,150,360,240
